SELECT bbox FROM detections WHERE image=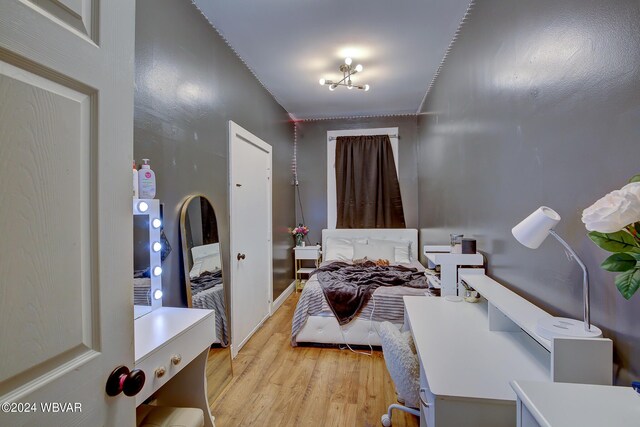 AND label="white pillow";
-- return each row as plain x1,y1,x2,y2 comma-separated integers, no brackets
368,238,412,263
190,243,221,278
324,237,366,261
353,241,395,261
191,243,219,261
